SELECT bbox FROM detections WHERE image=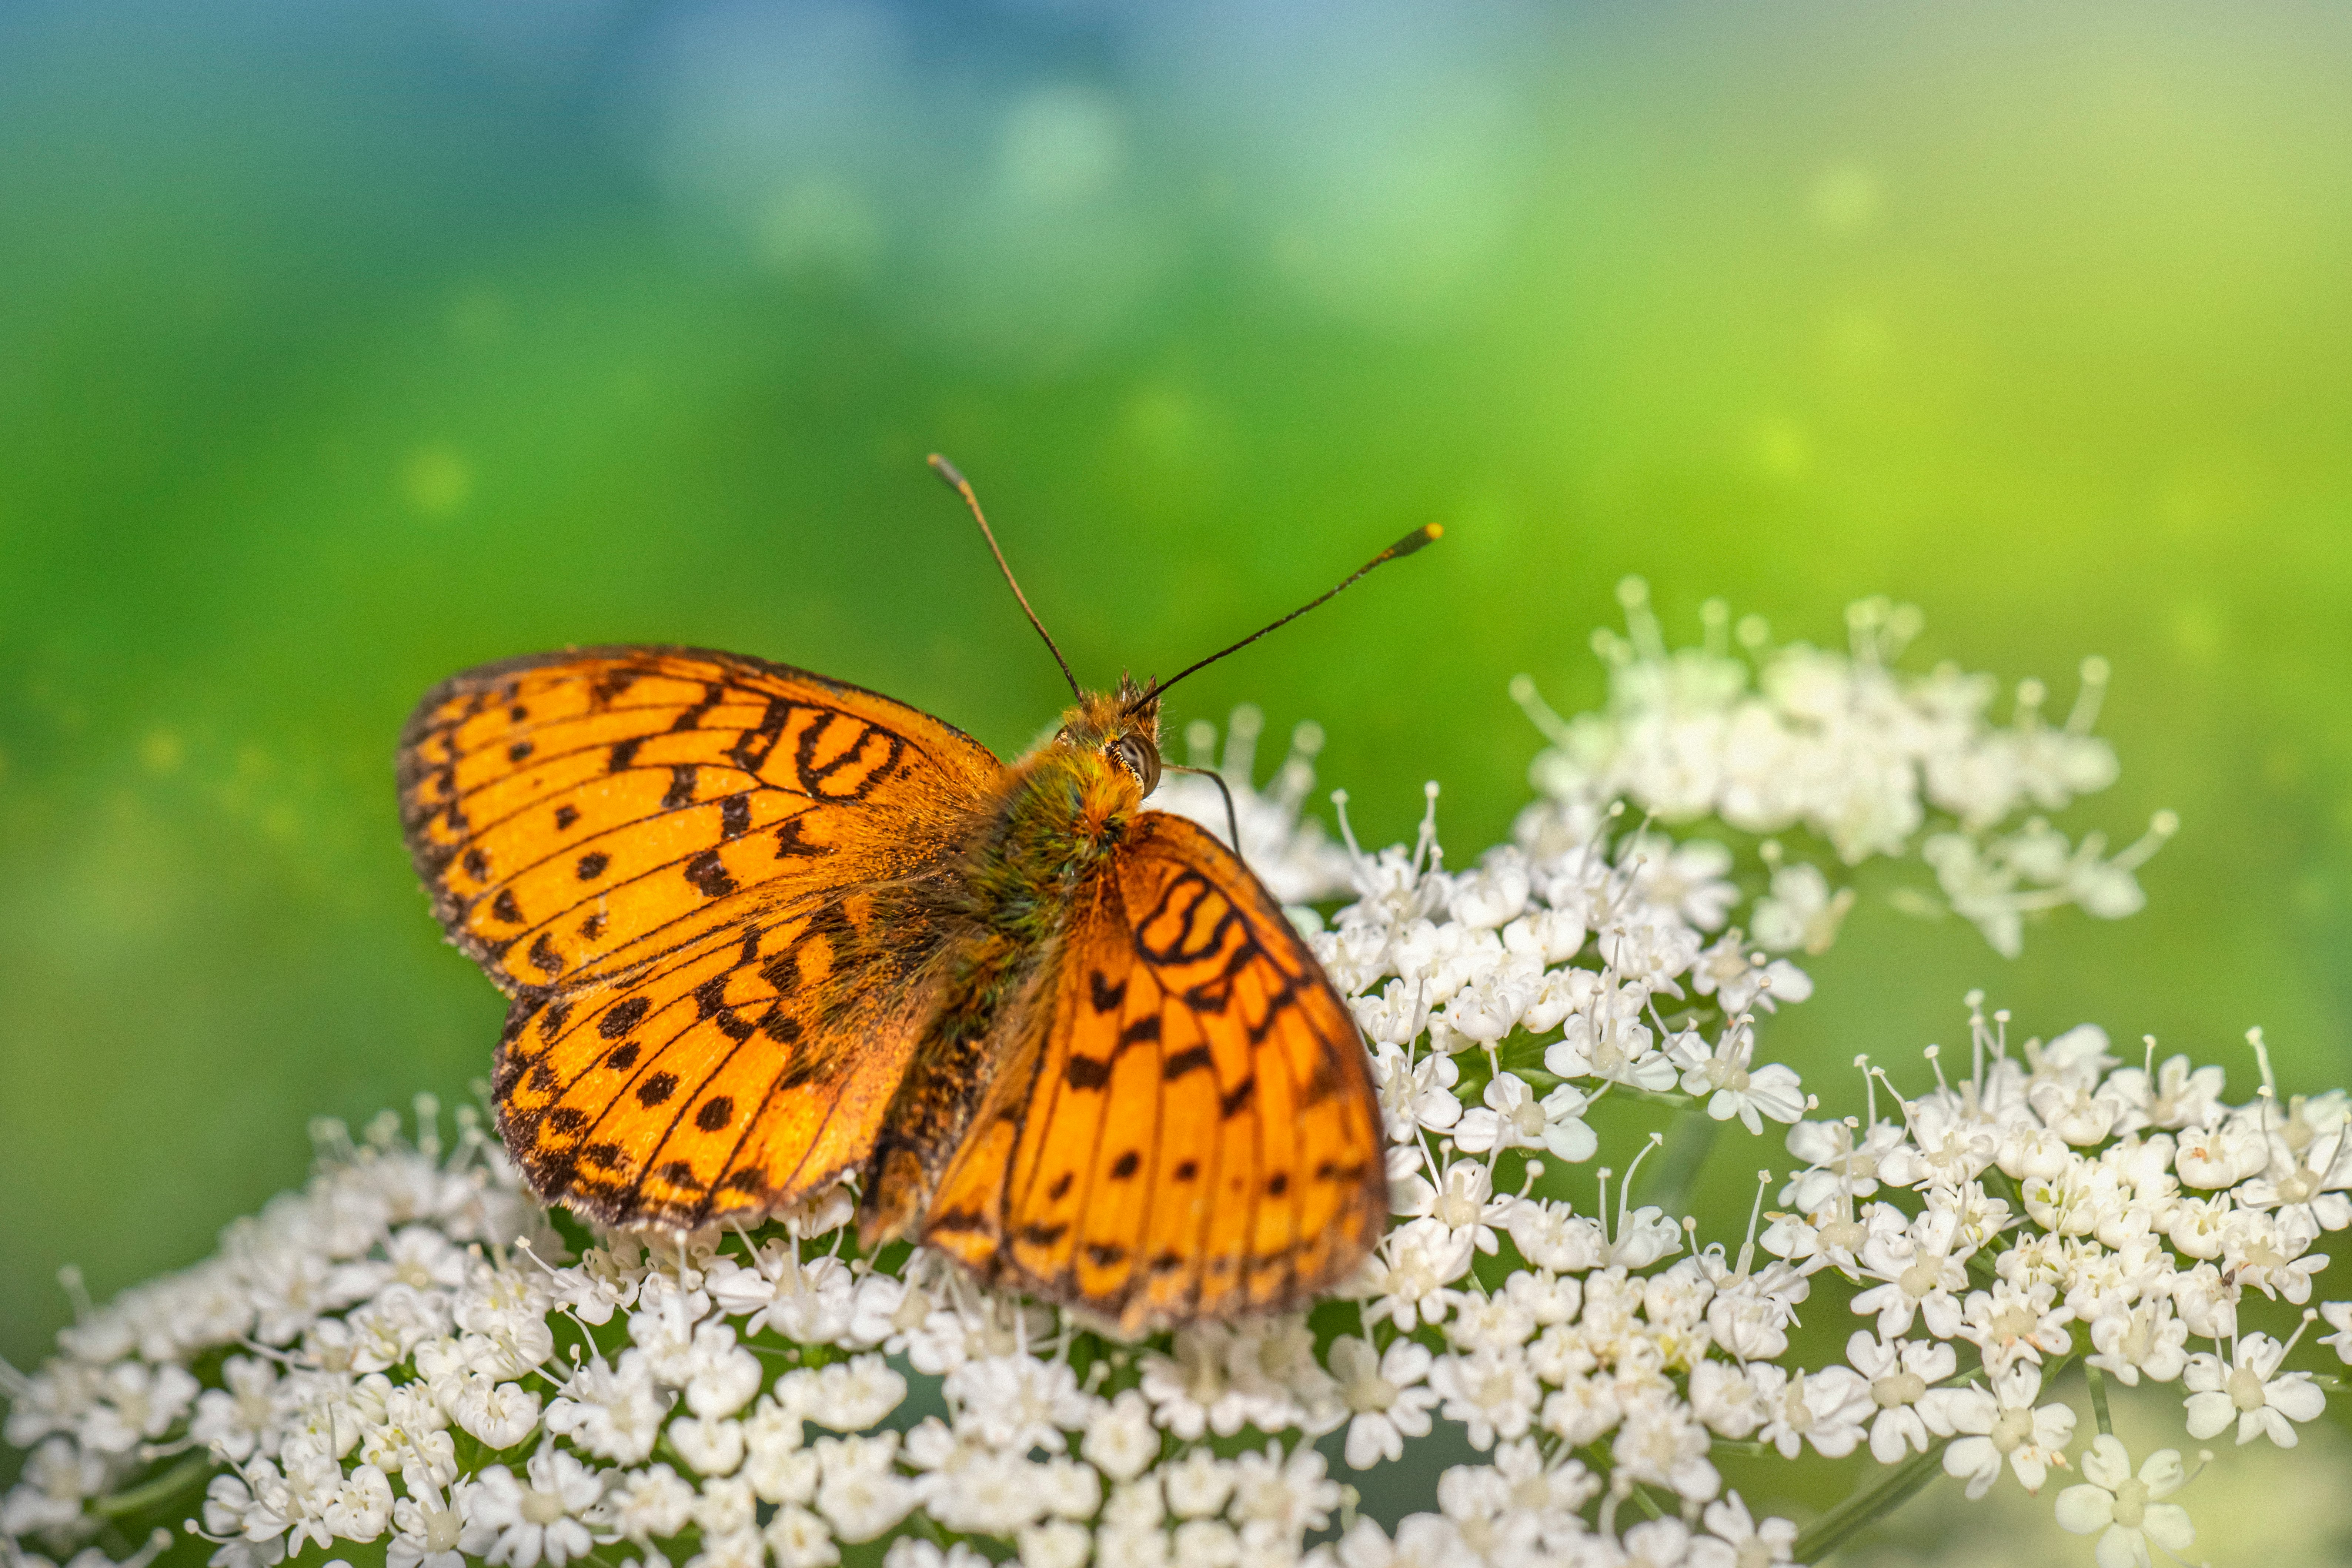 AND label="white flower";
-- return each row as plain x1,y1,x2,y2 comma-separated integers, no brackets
1926,1365,2077,1498
1079,1390,1162,1482
698,1471,759,1539
1329,1514,1466,1568
1752,1365,1871,1461
1545,981,1677,1093
1612,1394,1721,1501
944,1354,1093,1454
1453,1073,1598,1161
1229,1440,1340,1538
2321,1300,2352,1363
1326,1337,1439,1470
1,1436,110,1538
470,1449,604,1568
1851,1203,1970,1339
679,1323,763,1420
542,1351,668,1464
387,1480,493,1568
877,1541,992,1568
1668,1023,1807,1133
1139,1325,1263,1441
1392,1160,1514,1254
806,1354,909,1433
1367,1041,1461,1140
763,1503,835,1568
2106,1054,2228,1133
1701,1491,1799,1567
1748,862,1854,955
1441,967,1534,1044
1428,1347,1540,1451
2175,1117,2269,1190
2054,1436,2196,1568
1016,1519,1092,1568
452,1378,541,1451
1780,1117,1906,1211
1954,1279,2075,1373
1356,1218,1476,1331
1162,1448,1234,1518
668,1415,744,1477
1433,1462,1542,1563
811,1433,914,1542
595,1464,695,1544
1843,1331,1954,1464
2086,1296,2190,1387
77,1361,199,1454
189,1357,290,1464
2182,1329,2327,1446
